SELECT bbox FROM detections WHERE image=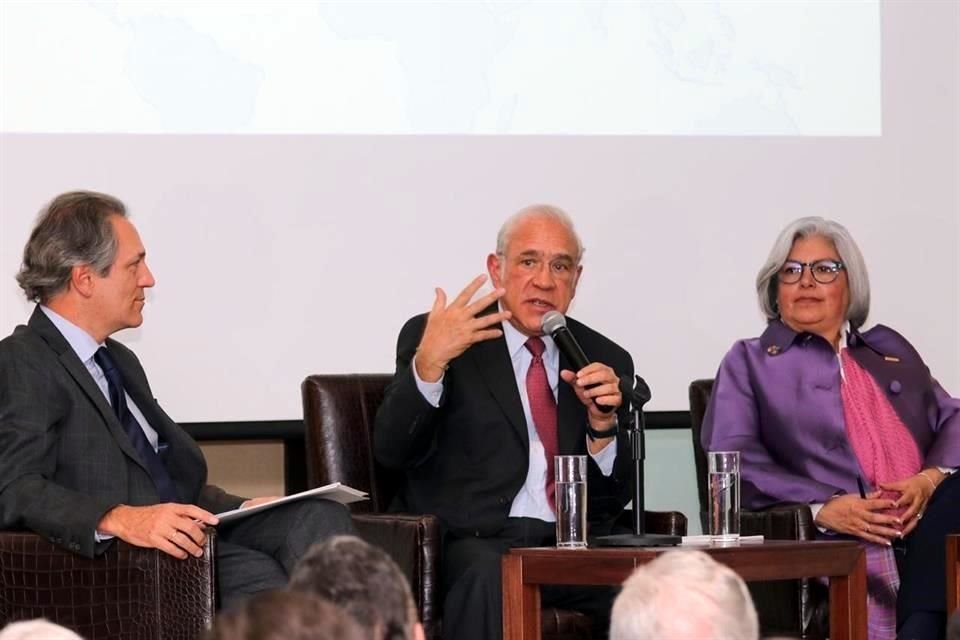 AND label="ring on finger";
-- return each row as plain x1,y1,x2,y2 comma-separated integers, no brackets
864,523,871,533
